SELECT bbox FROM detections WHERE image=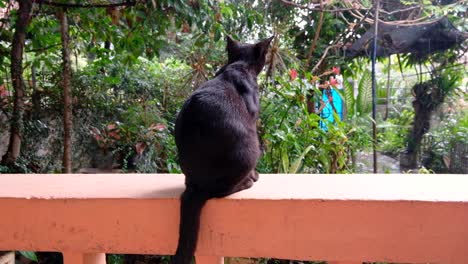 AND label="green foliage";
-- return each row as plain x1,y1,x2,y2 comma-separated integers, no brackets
286,145,315,174
422,106,468,173
356,69,373,116
72,58,191,173
0,0,463,175
18,251,38,262
341,77,355,117
0,156,34,173
0,165,8,173
378,108,414,156
107,254,124,264
338,65,373,120
258,74,371,174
